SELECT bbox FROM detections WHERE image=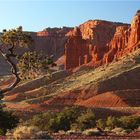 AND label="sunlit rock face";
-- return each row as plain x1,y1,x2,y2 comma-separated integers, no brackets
33,27,73,60
103,10,140,64
128,10,140,48
65,10,140,70
65,27,91,69
0,11,140,72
